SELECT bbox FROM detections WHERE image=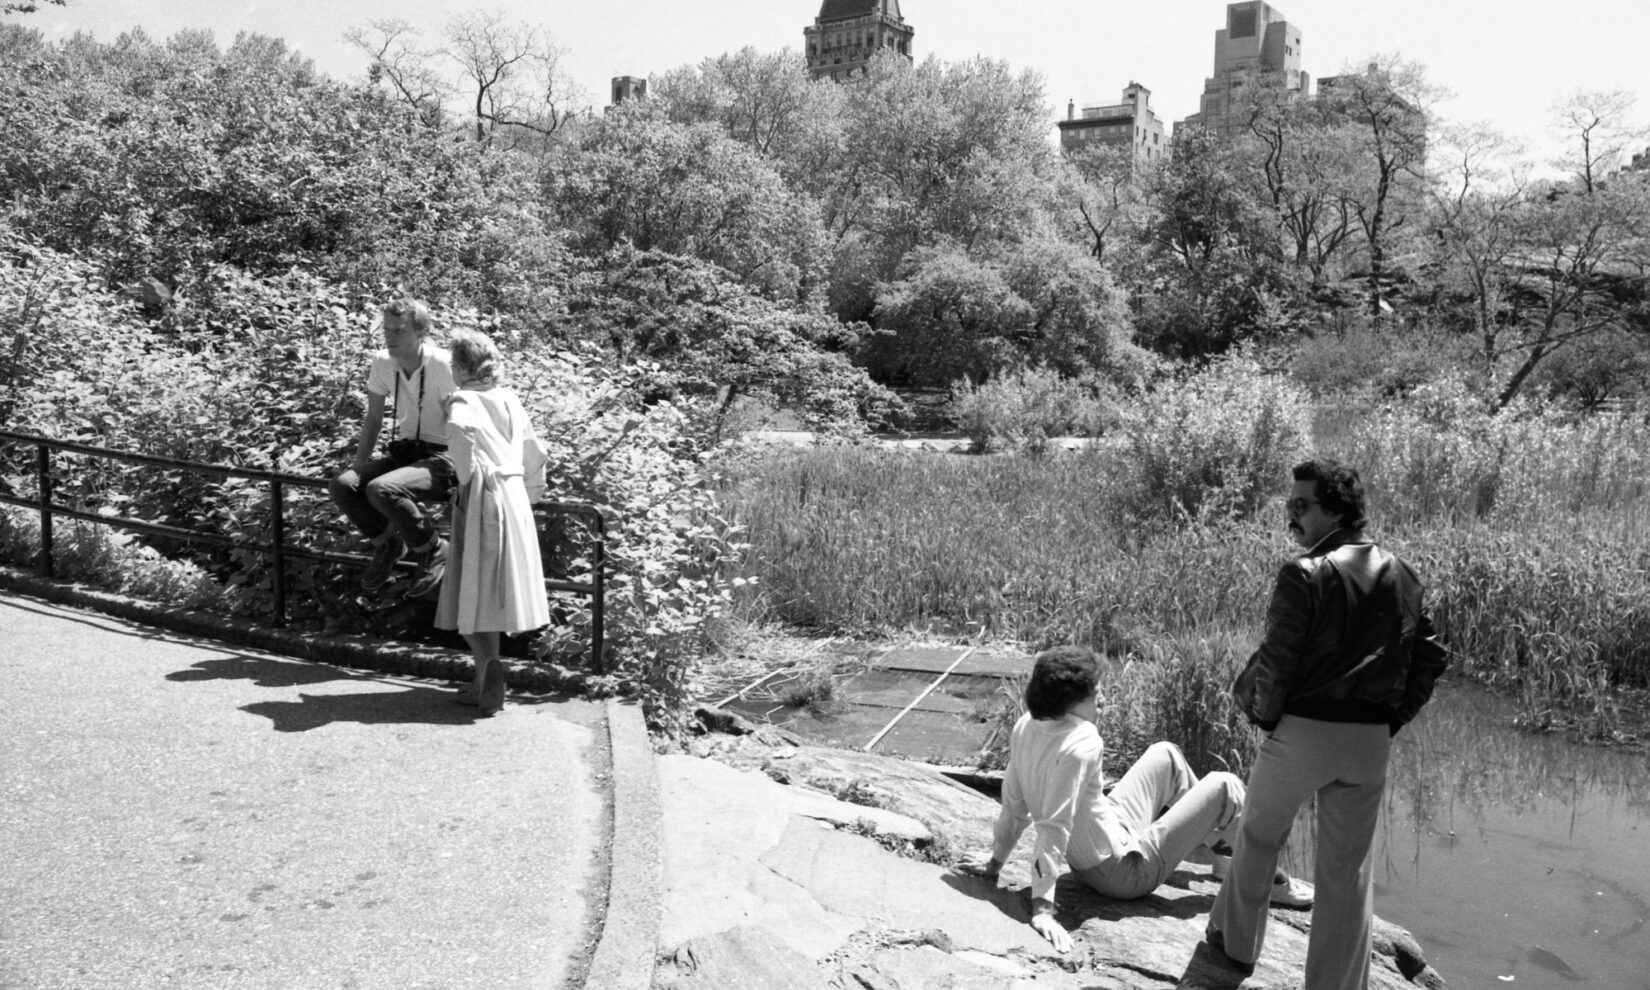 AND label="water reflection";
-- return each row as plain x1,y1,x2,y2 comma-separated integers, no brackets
1291,681,1650,988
